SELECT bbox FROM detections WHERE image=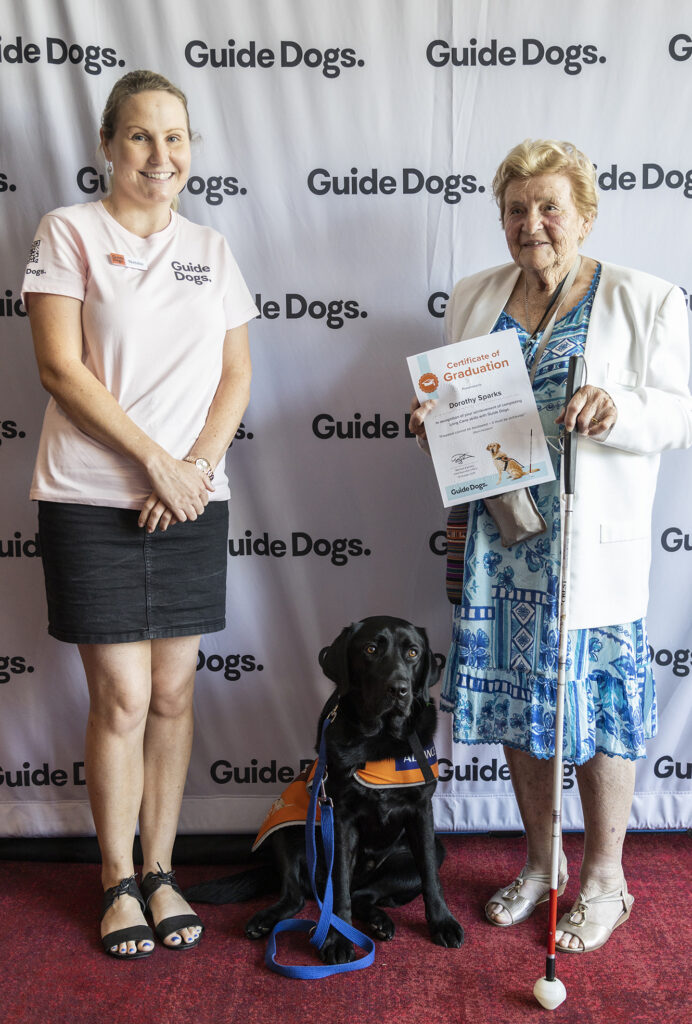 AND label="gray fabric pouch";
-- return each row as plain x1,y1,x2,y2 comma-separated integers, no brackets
483,489,547,548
